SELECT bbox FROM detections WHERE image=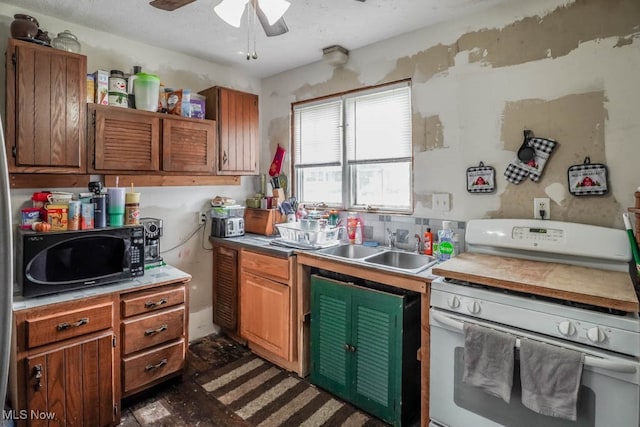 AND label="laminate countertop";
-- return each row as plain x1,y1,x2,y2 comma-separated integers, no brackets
432,252,639,312
13,264,192,311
